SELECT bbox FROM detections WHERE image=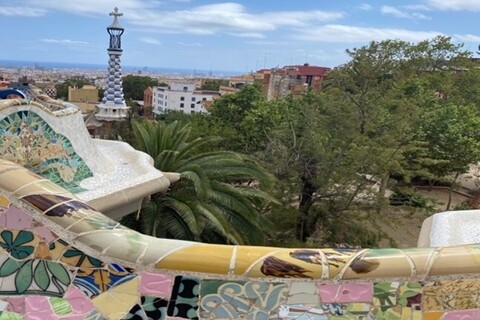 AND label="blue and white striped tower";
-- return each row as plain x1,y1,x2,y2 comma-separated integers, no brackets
96,7,130,121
